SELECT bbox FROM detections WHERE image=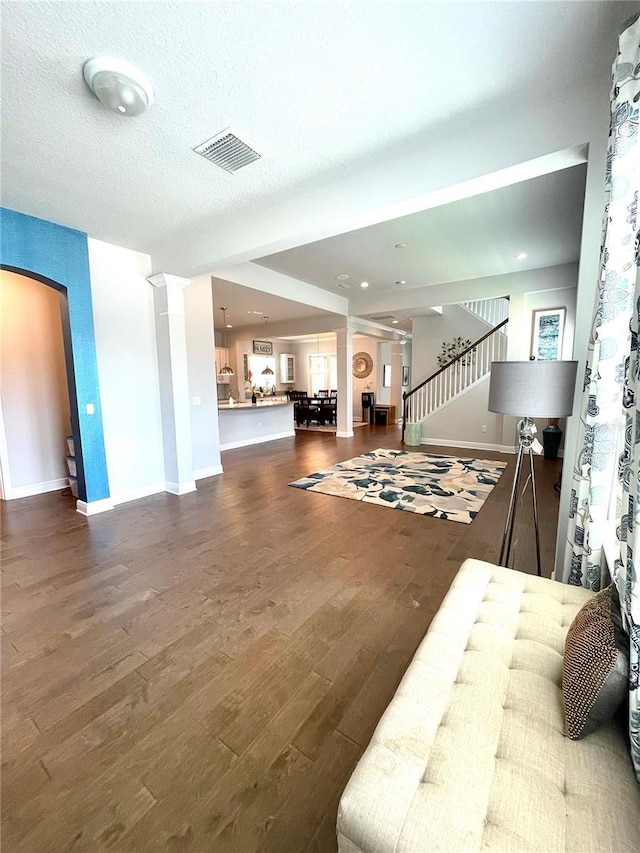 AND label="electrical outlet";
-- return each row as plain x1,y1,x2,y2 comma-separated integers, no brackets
481,425,487,433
